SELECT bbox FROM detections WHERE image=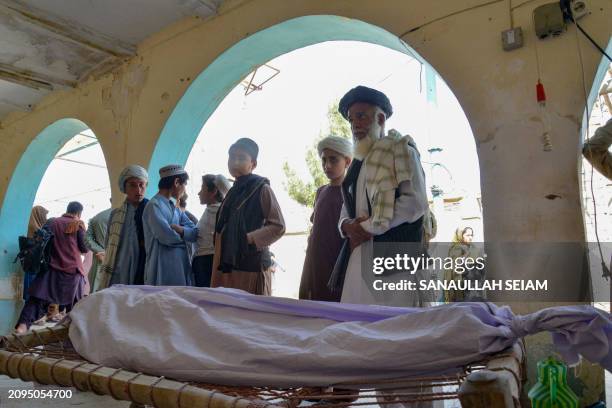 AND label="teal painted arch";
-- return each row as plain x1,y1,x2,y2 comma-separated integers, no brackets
147,14,446,193
0,118,90,277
